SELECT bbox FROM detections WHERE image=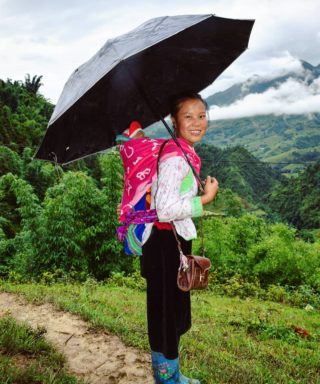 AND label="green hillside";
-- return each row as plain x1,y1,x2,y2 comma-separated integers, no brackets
196,143,282,203
195,142,320,230
206,114,320,174
267,160,320,230
0,77,129,281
